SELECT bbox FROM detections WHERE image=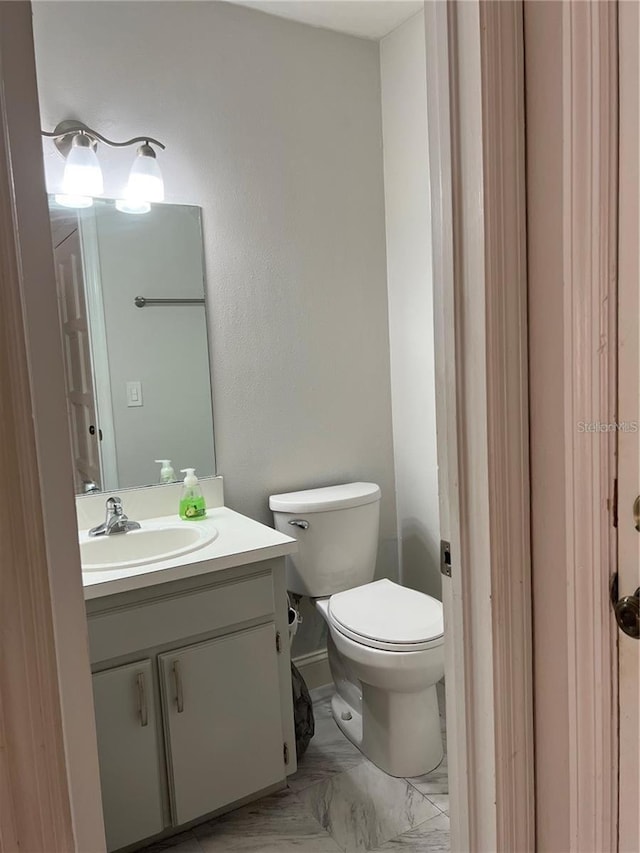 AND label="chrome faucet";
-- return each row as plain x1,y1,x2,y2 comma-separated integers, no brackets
89,496,141,537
